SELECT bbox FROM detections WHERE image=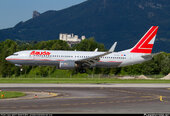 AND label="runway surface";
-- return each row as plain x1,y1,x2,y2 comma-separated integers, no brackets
0,84,170,113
